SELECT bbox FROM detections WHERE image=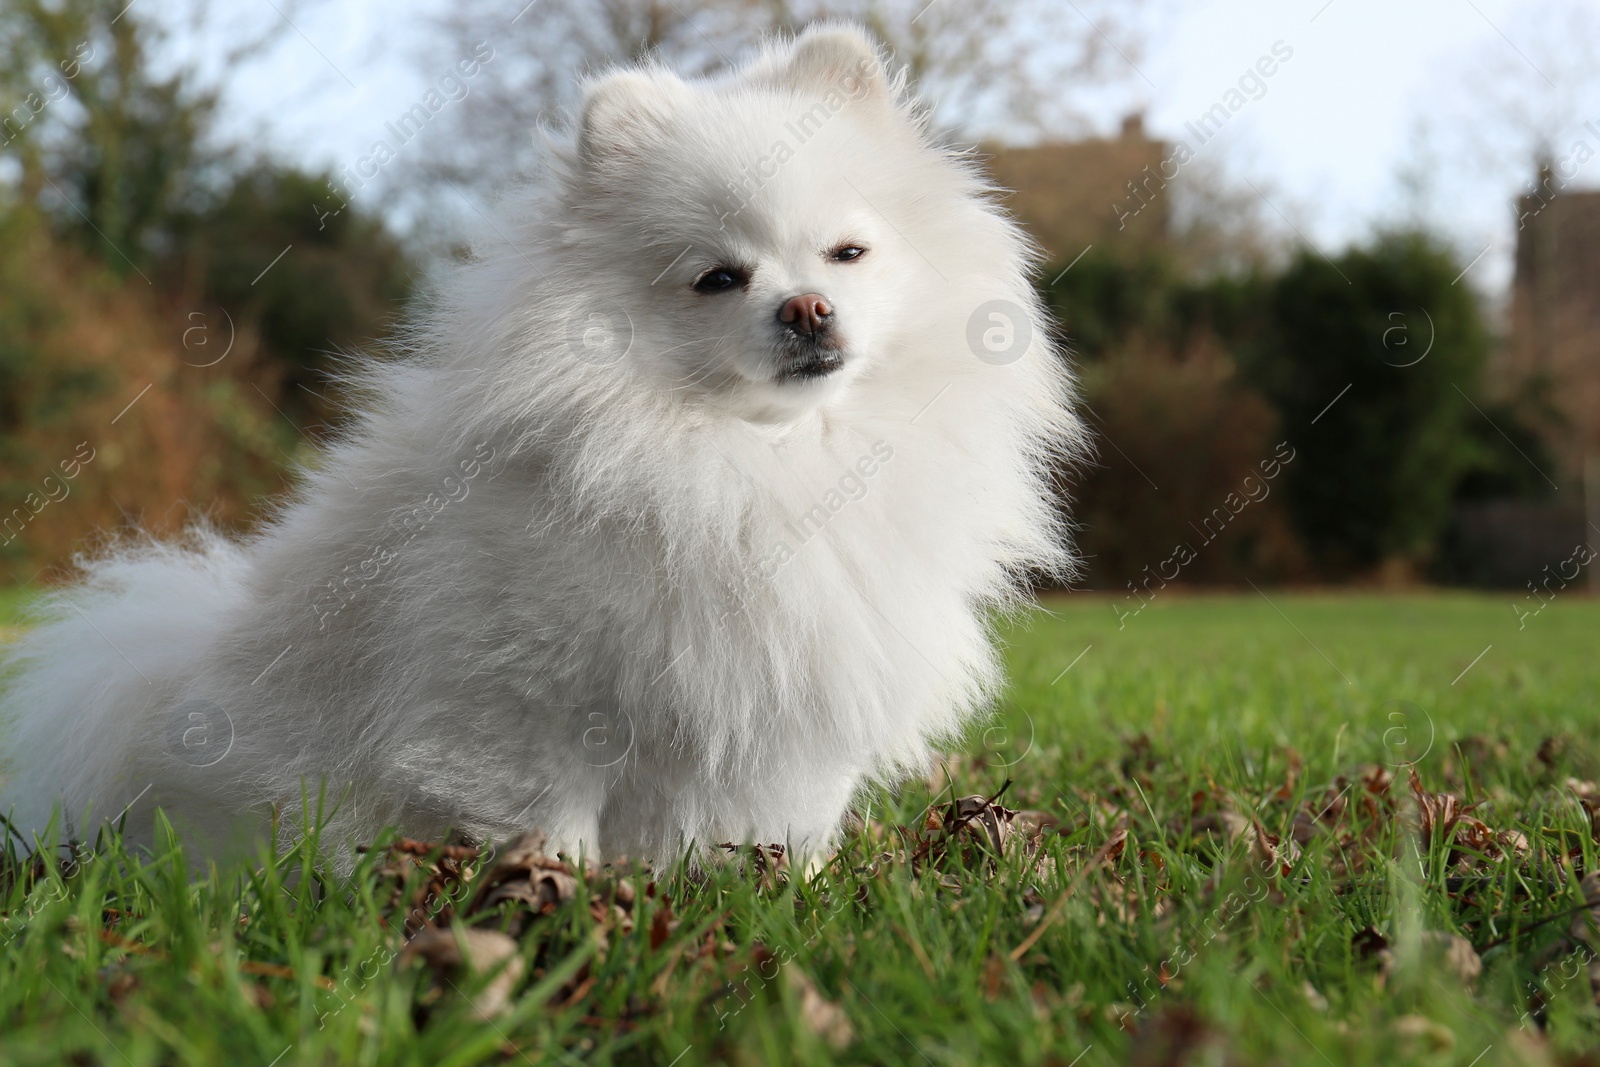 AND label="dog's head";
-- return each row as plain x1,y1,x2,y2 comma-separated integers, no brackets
557,25,985,422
